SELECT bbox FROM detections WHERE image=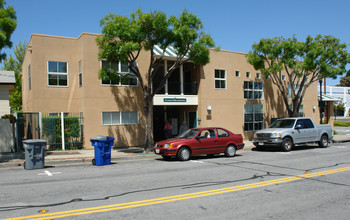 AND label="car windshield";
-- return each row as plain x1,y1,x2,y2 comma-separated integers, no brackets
269,119,296,128
177,128,200,139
